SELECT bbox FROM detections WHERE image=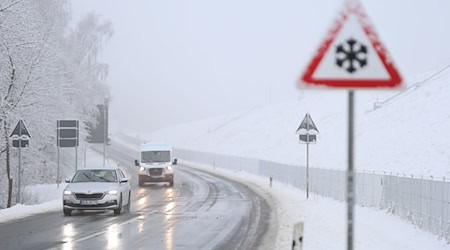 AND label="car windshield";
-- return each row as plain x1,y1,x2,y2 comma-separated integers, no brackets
141,150,170,163
71,170,118,183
